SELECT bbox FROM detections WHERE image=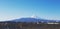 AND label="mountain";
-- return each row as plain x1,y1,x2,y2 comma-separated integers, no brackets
9,17,58,23
0,16,59,23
